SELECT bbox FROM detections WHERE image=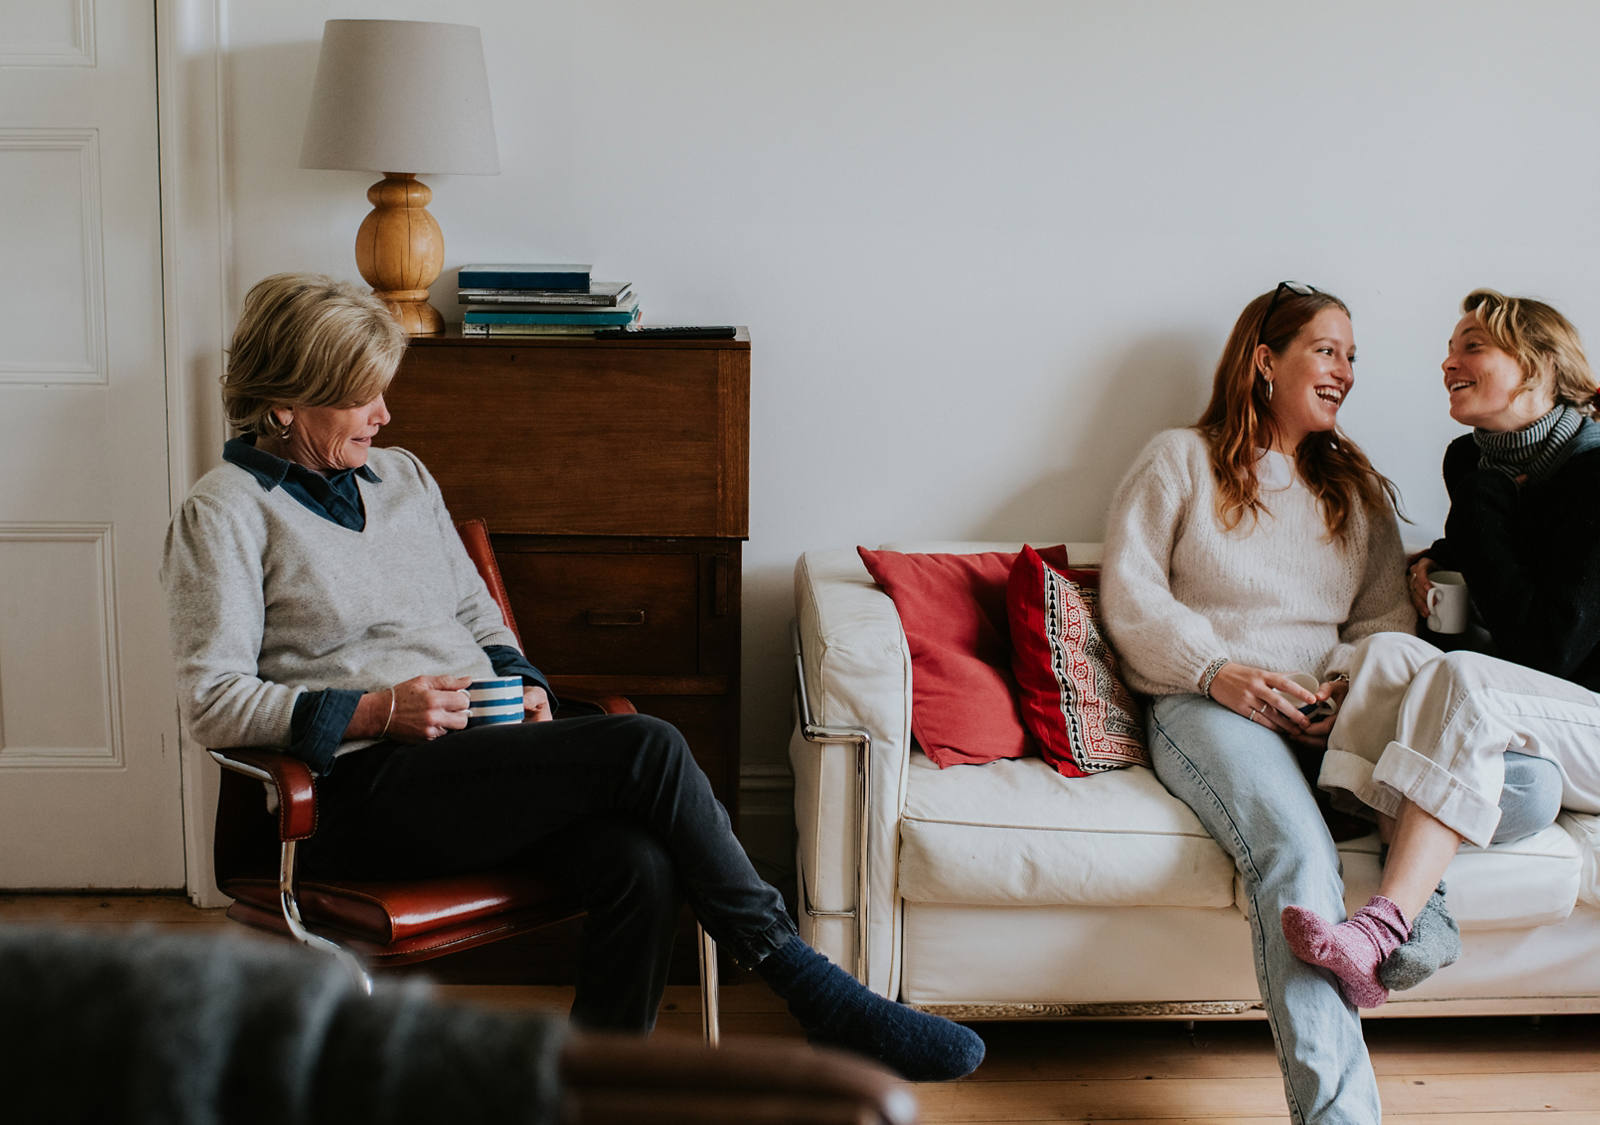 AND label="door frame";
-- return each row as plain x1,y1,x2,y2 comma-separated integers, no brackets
157,0,231,906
